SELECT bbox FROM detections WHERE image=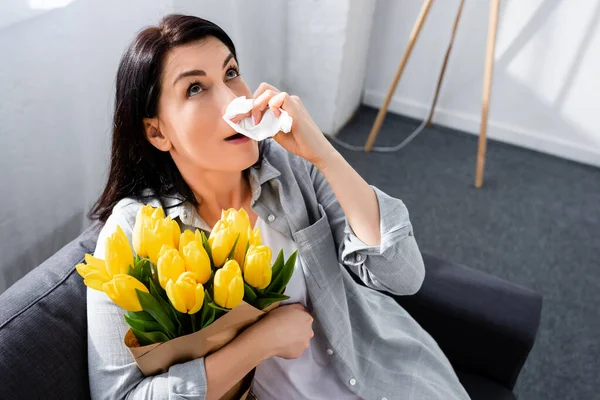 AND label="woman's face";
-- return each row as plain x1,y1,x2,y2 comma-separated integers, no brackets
146,37,257,173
